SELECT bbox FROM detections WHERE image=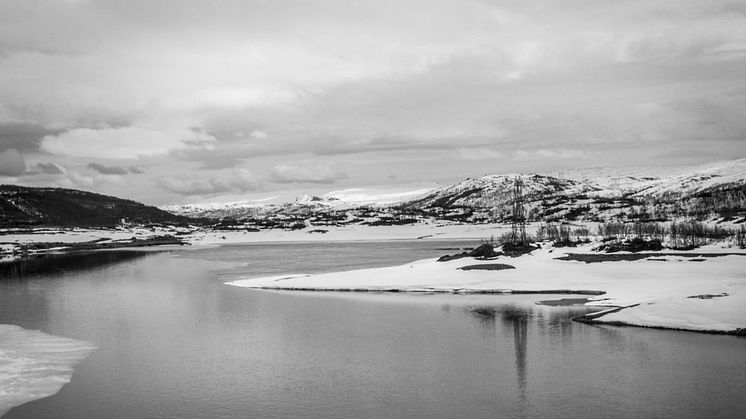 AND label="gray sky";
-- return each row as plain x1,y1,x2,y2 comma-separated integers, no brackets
1,0,745,204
